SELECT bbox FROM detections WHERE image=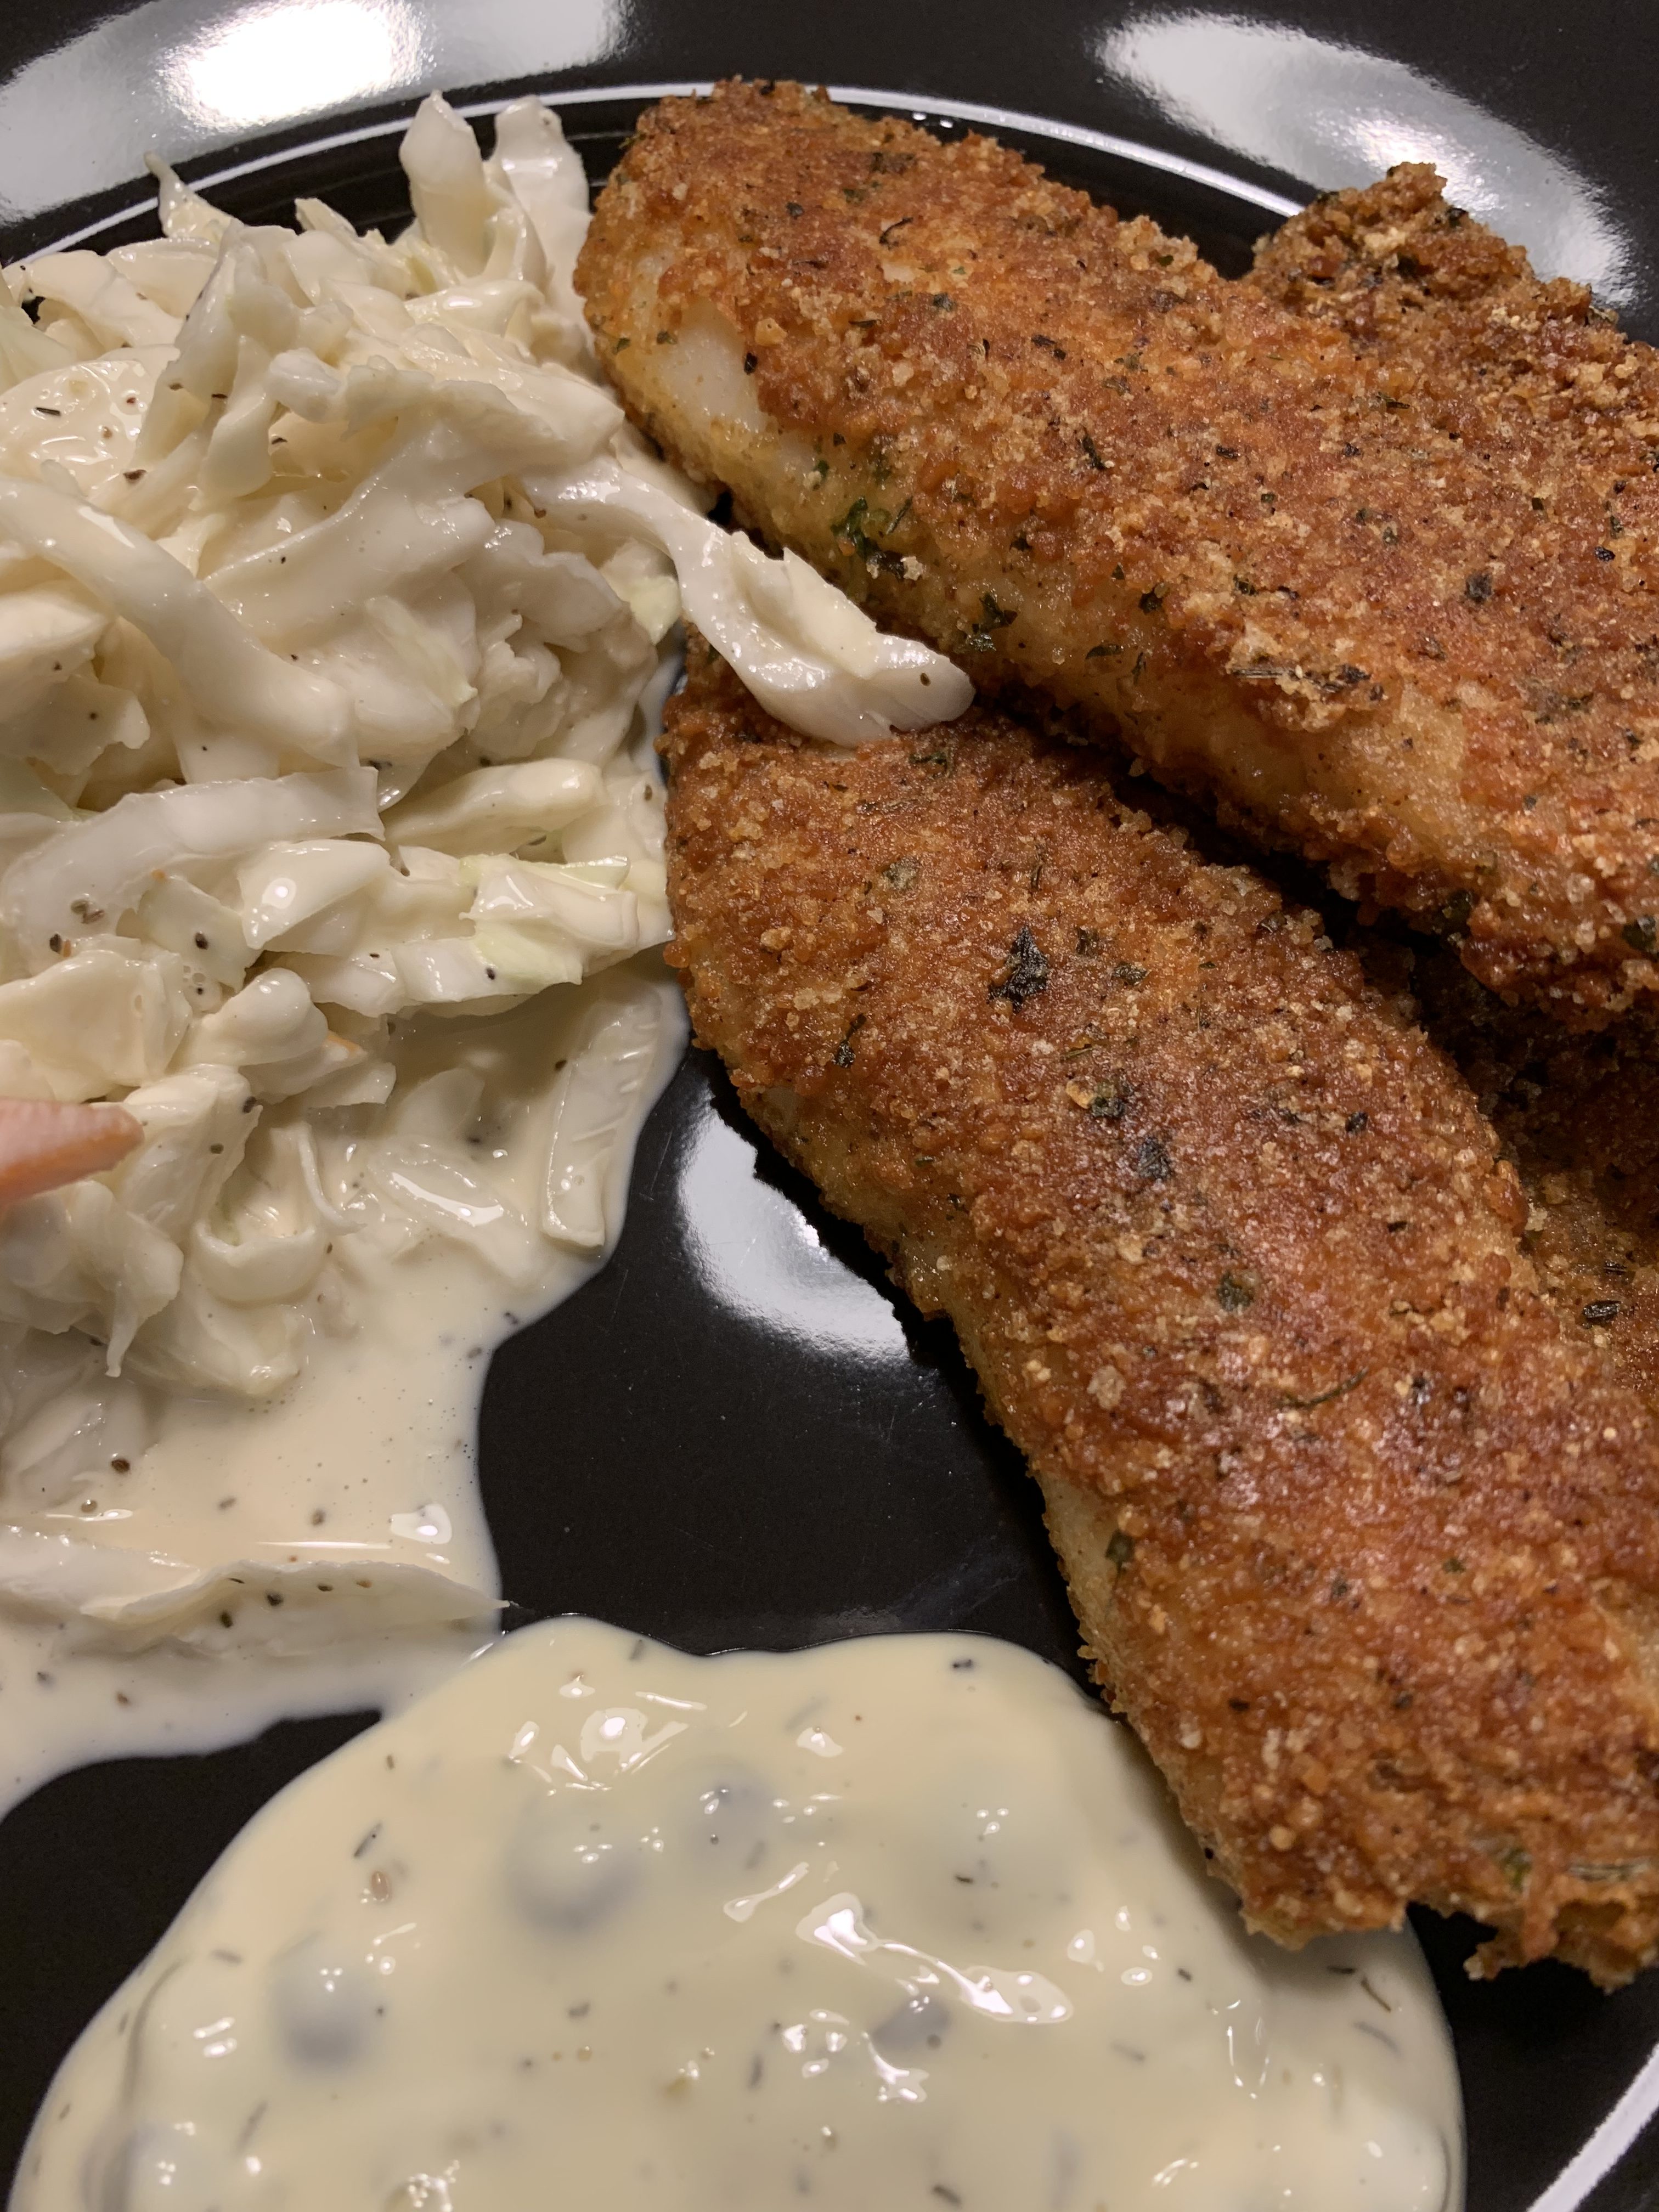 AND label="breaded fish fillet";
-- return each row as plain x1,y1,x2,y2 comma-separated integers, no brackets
663,636,1659,1983
583,82,1659,1023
